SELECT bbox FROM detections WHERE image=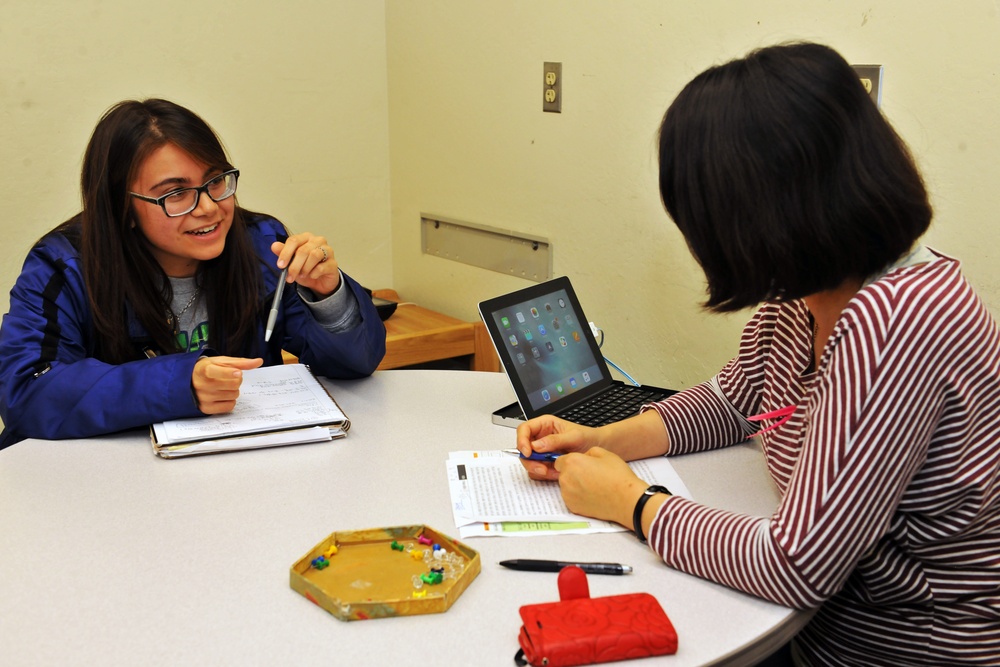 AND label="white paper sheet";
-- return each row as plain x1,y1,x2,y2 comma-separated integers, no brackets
152,364,345,445
156,426,342,458
446,450,691,537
